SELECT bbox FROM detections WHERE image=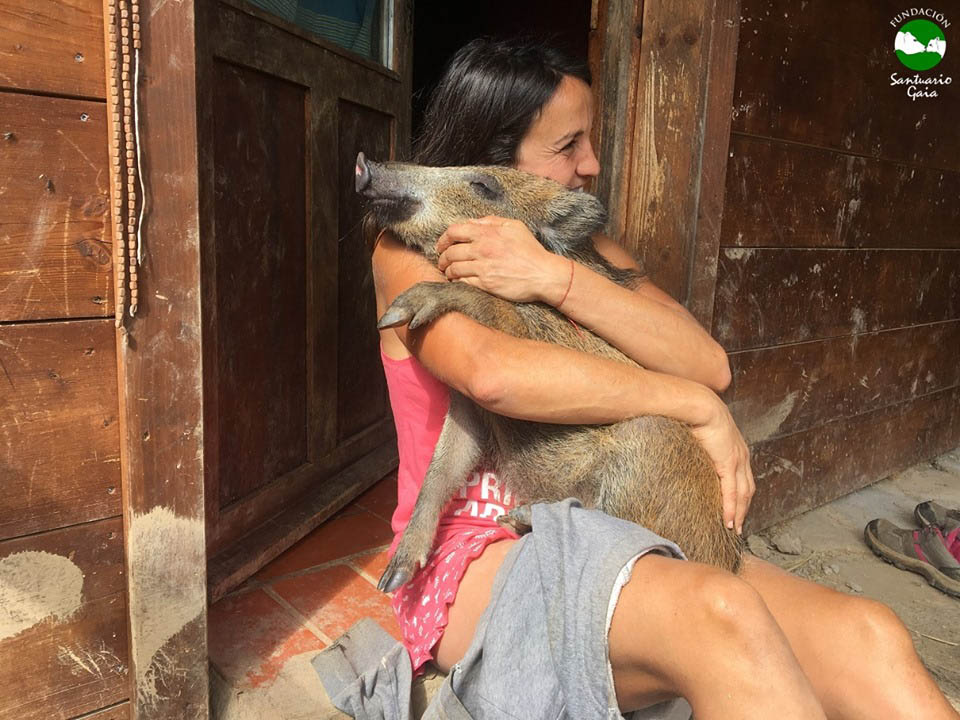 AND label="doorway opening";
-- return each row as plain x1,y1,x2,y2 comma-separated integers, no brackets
411,0,594,141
